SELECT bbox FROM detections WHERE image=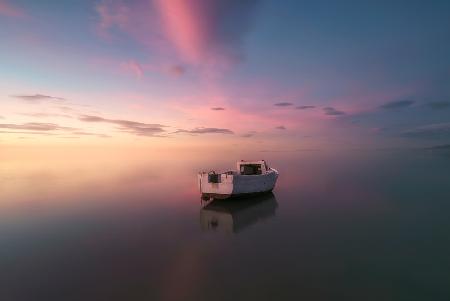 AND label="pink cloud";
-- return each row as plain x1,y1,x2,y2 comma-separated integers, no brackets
154,0,204,63
120,60,144,79
89,56,189,79
95,0,129,40
0,0,25,17
154,0,261,65
94,0,165,51
169,95,317,136
166,65,186,77
371,127,384,133
95,0,260,67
